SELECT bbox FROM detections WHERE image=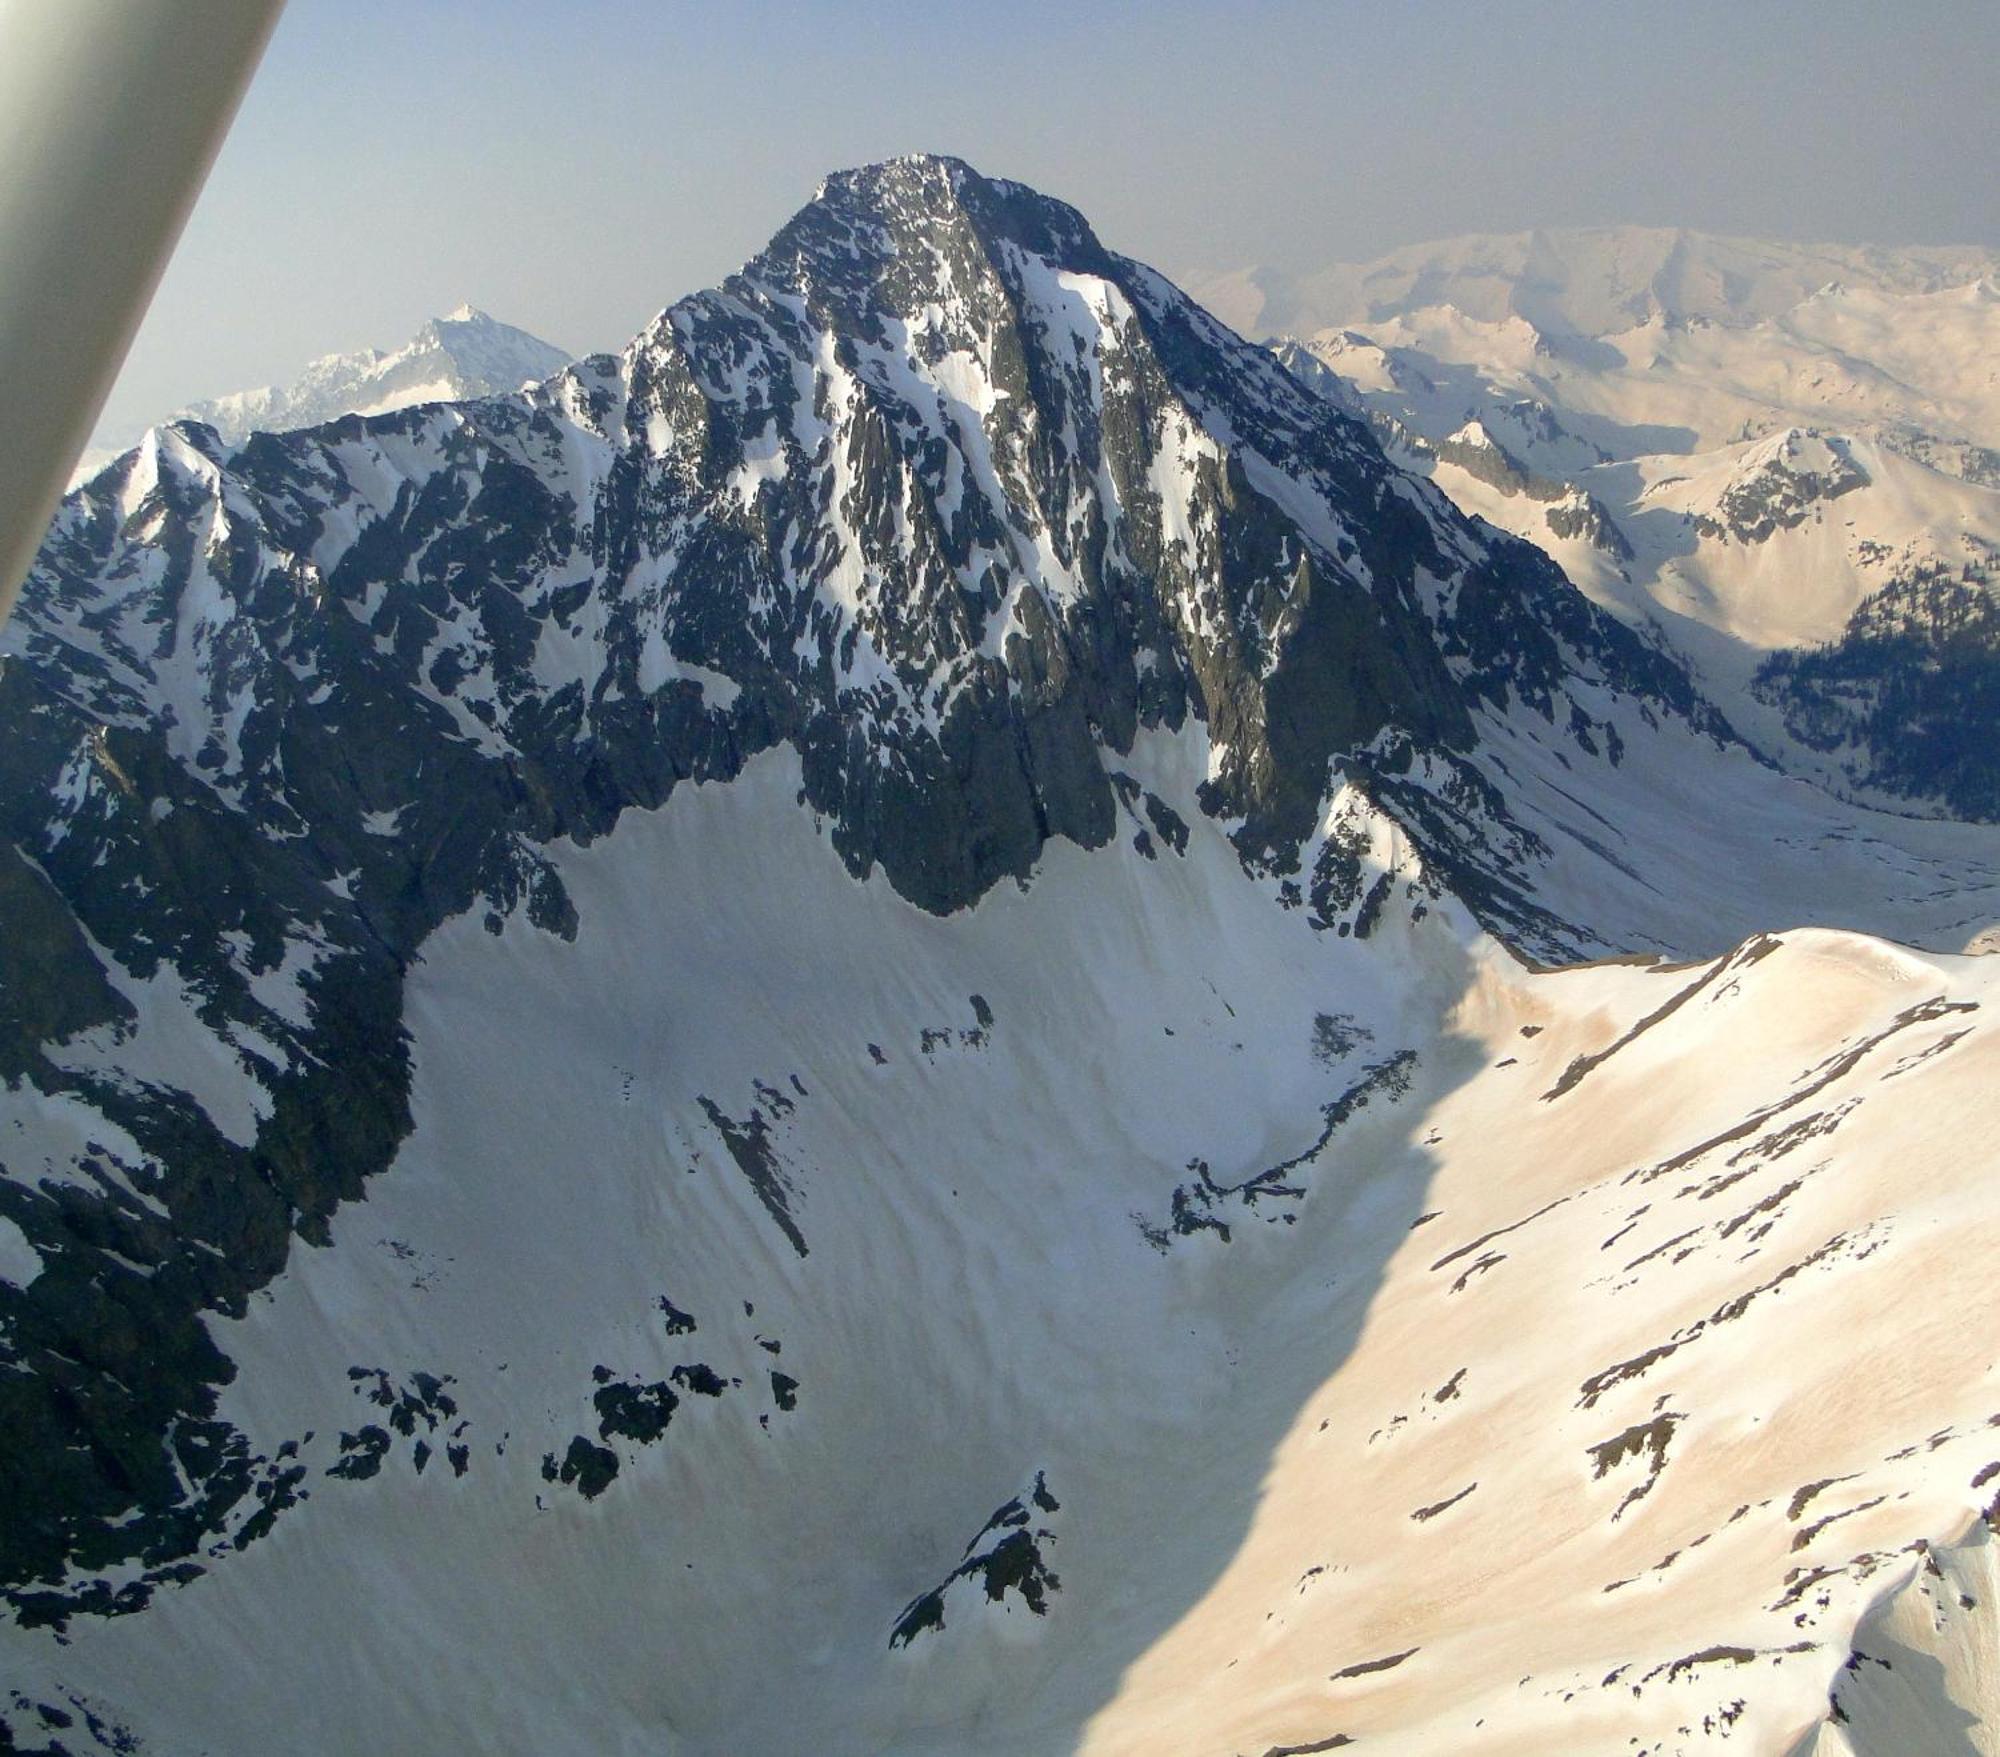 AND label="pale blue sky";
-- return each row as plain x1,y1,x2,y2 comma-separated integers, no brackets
102,0,2000,440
